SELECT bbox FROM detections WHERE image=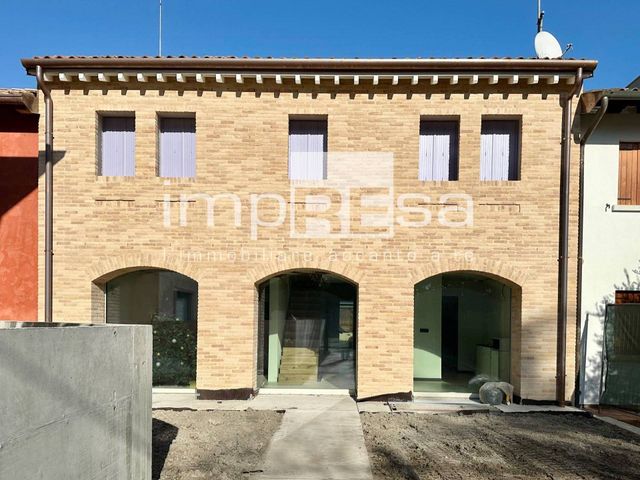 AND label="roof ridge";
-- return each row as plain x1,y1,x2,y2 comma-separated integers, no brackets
28,55,590,61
